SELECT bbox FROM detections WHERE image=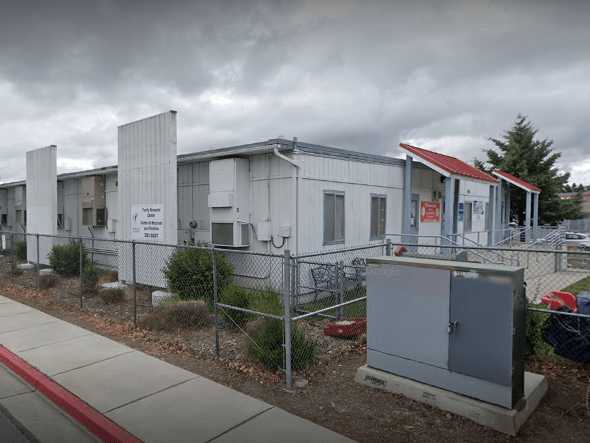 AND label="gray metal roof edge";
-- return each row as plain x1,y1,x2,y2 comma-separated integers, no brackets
0,138,436,187
291,140,405,166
